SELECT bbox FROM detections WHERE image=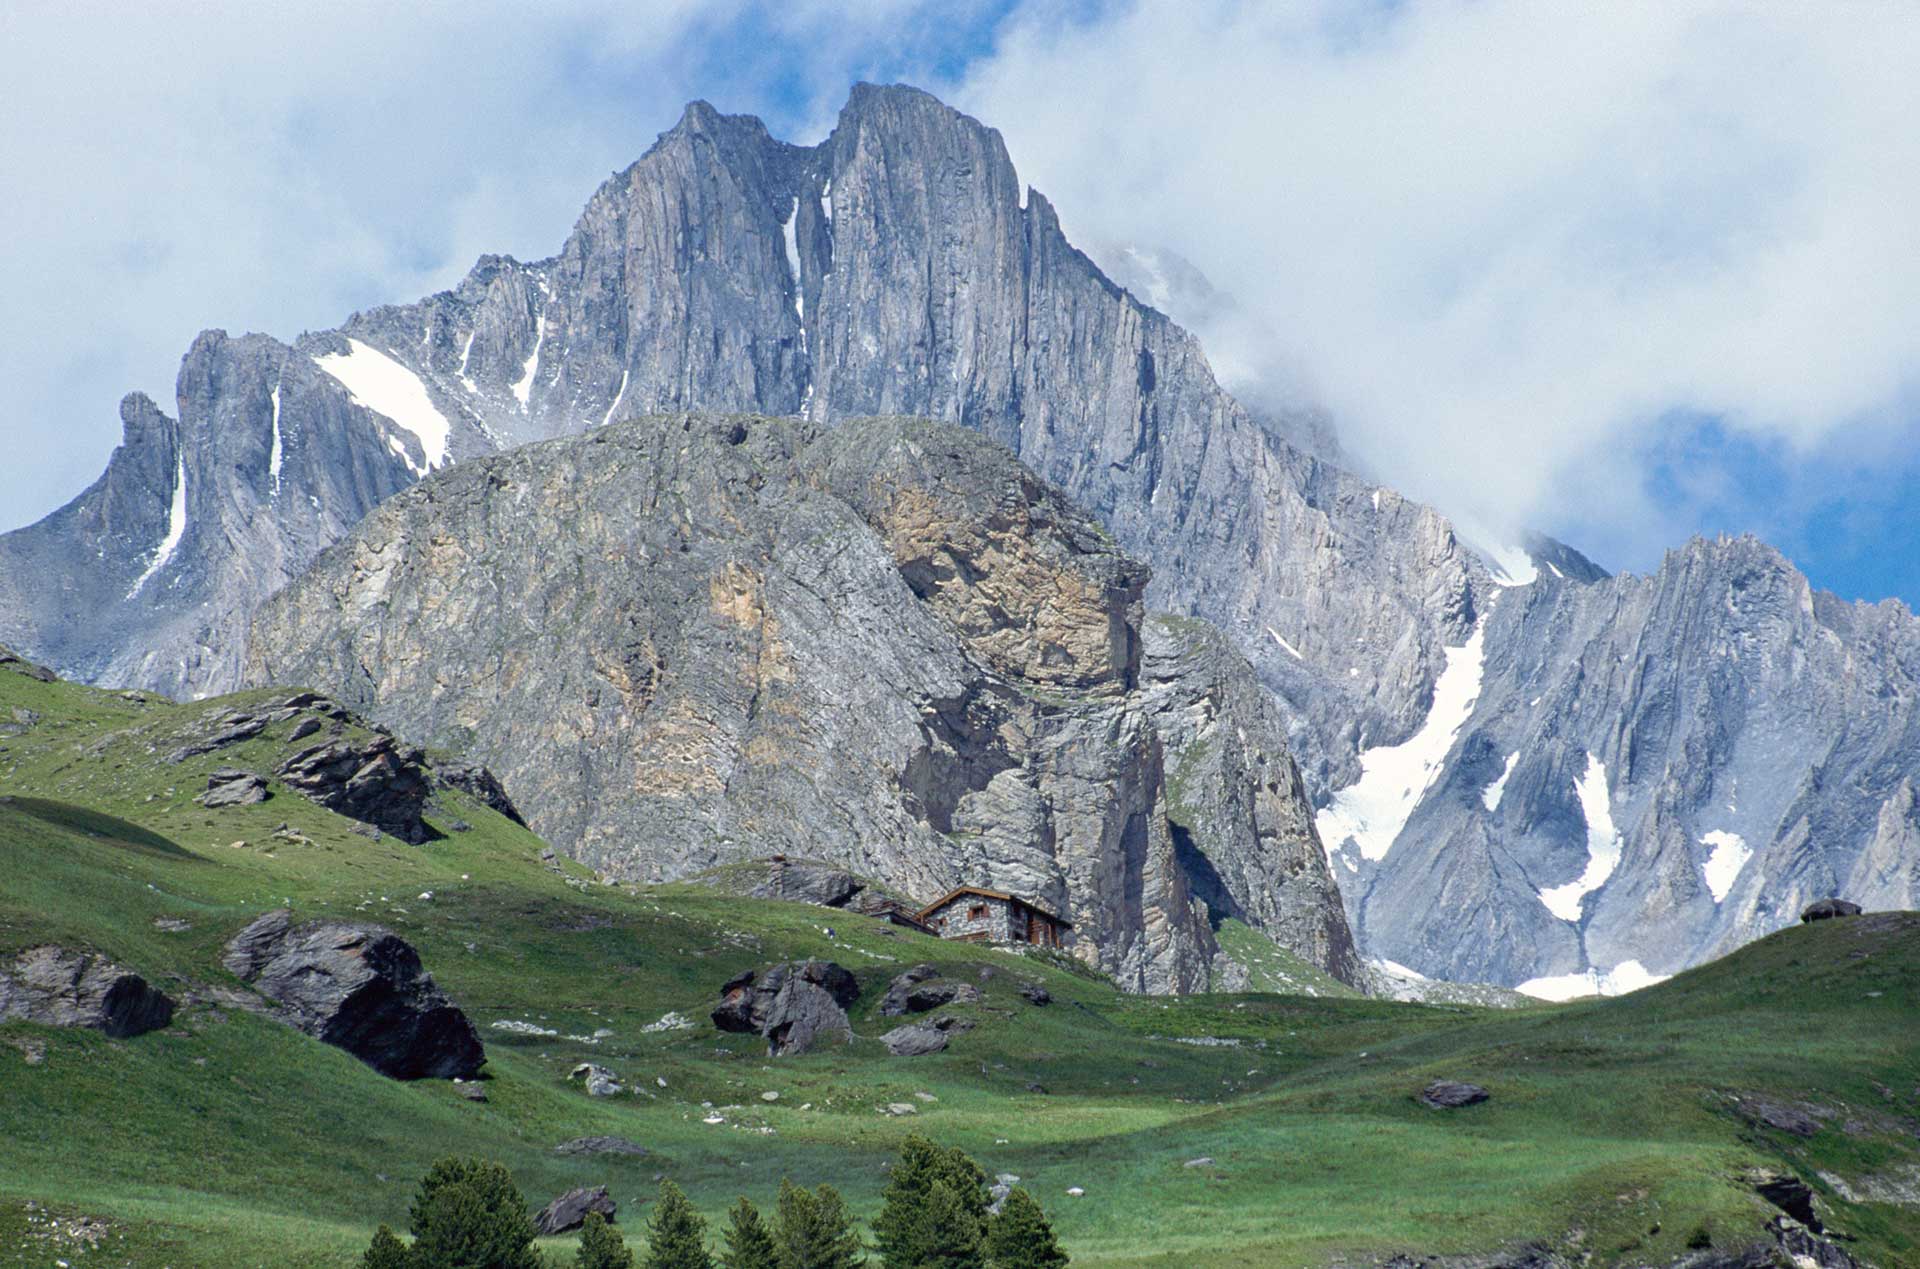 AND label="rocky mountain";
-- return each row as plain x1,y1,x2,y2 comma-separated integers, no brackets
245,412,1360,995
4,81,1915,993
